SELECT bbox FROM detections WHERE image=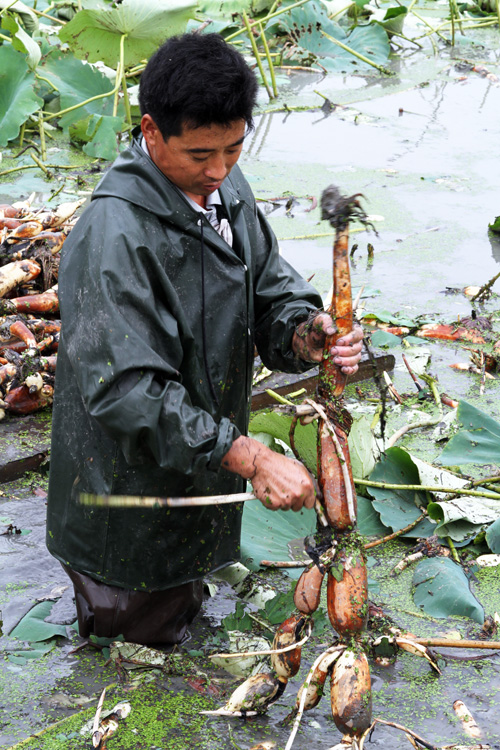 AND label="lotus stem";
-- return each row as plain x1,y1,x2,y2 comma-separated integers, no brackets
243,11,273,100
31,153,49,176
359,719,439,750
261,559,308,568
0,163,86,177
209,626,312,660
79,491,255,508
37,112,46,162
31,6,66,23
258,21,278,98
364,512,427,549
320,30,394,76
225,0,311,42
265,388,296,406
277,227,367,241
121,70,132,127
446,536,460,563
355,478,500,500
